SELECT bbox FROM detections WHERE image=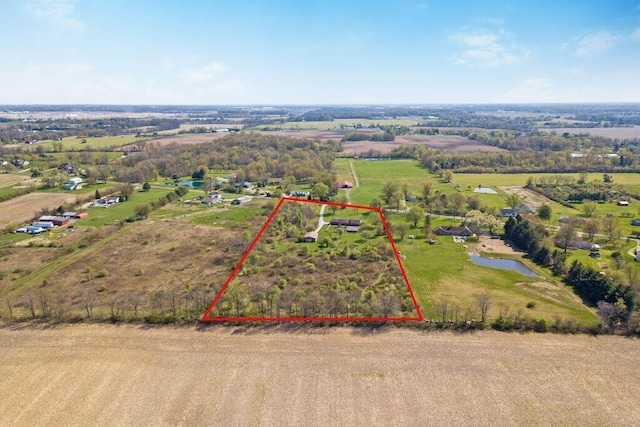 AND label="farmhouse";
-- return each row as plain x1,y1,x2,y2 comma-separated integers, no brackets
303,231,318,242
617,200,629,206
433,225,474,237
339,181,353,188
61,177,83,190
329,218,361,231
499,203,535,217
